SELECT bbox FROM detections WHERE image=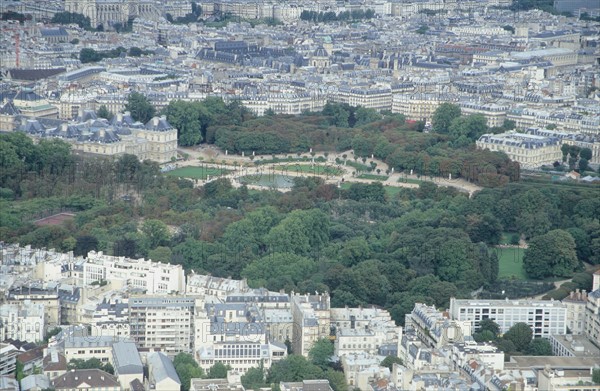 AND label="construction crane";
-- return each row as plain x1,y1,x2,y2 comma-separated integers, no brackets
1,23,21,68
